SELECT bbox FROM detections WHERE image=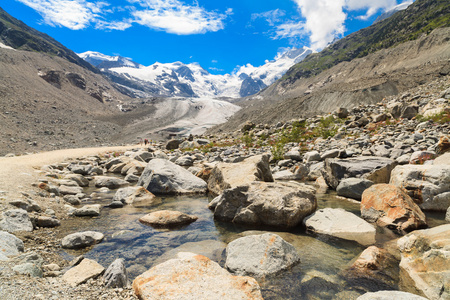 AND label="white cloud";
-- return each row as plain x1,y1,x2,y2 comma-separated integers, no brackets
252,9,285,26
130,0,229,35
96,20,132,31
16,0,107,30
346,0,397,20
274,21,305,40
